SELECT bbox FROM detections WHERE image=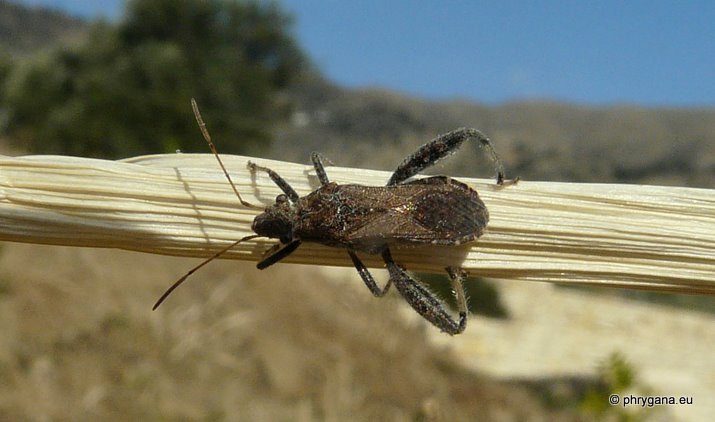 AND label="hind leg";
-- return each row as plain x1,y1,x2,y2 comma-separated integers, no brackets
382,249,467,335
387,128,511,186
